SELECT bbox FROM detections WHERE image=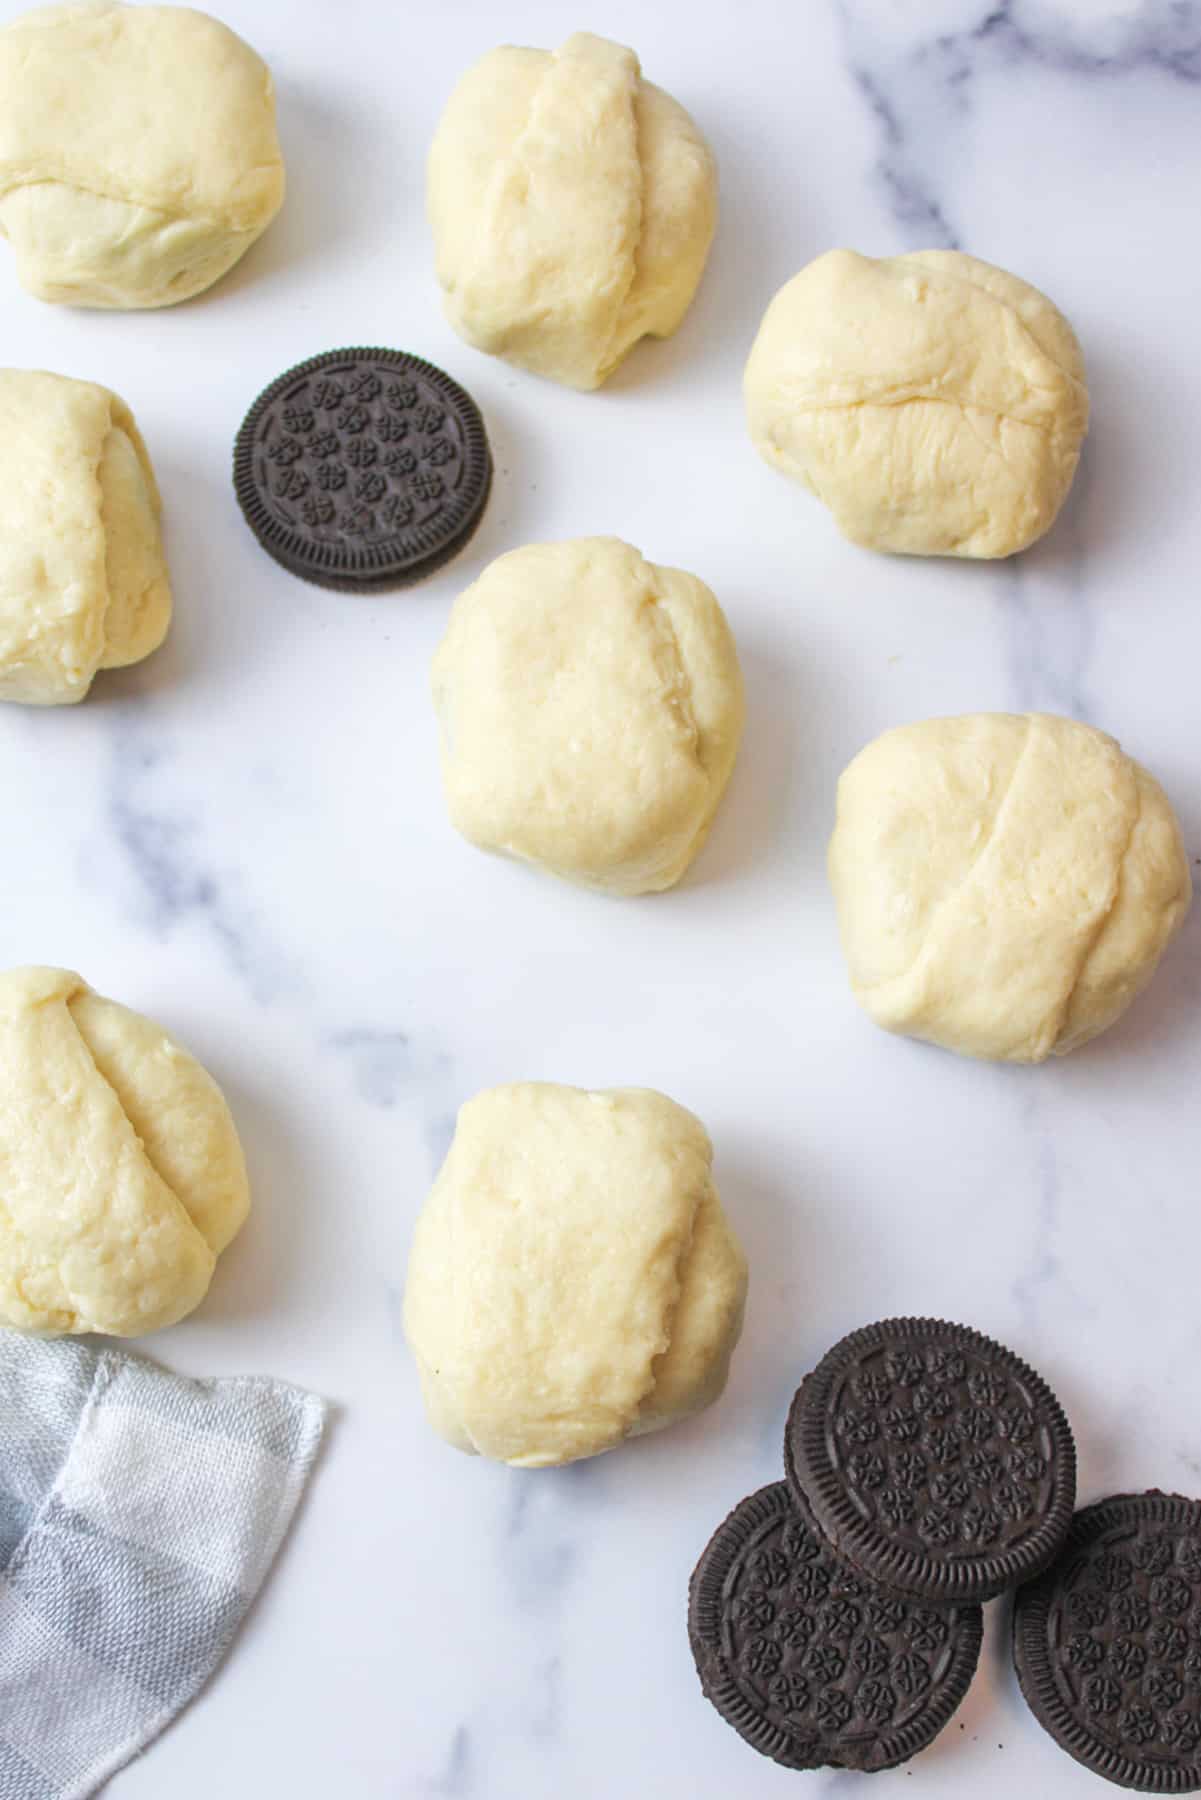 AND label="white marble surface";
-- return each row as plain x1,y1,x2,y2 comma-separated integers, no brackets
0,0,1198,1793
